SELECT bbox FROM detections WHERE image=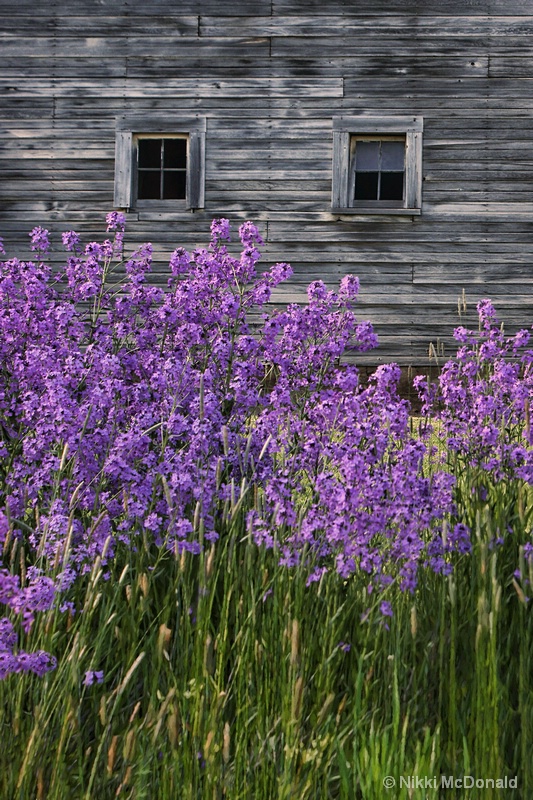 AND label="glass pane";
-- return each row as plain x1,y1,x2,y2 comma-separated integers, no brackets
163,170,187,200
138,170,161,199
381,141,405,171
380,172,404,201
354,172,379,200
138,139,162,169
355,141,379,171
164,139,187,169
